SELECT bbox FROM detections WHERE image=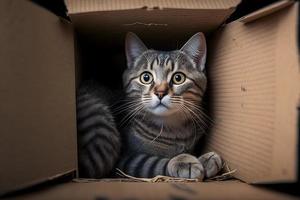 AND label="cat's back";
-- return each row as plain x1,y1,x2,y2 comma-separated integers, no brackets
76,81,121,178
